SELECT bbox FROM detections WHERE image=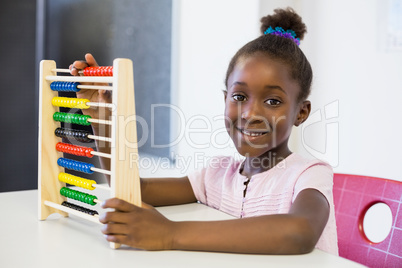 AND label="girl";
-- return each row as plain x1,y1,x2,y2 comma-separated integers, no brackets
70,7,338,255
